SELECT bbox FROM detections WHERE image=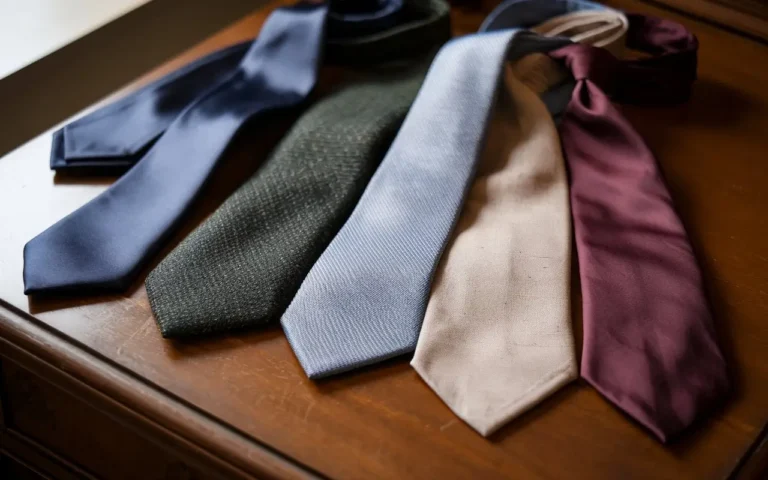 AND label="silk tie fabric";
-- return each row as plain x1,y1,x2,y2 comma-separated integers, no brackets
24,0,448,295
281,31,570,379
485,3,729,441
554,19,728,442
411,57,577,436
23,3,329,295
145,31,450,336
